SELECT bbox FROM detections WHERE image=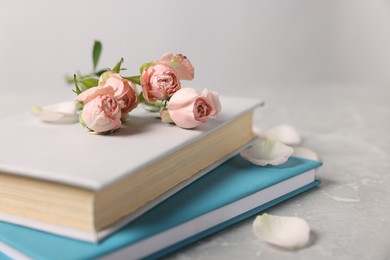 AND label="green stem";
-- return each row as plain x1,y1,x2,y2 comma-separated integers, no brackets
124,75,141,85
154,100,168,108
